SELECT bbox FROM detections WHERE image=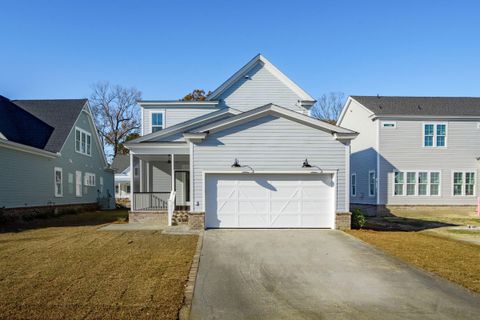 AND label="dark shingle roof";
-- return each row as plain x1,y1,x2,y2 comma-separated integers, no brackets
351,96,480,117
111,154,130,173
10,98,87,152
0,96,54,149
